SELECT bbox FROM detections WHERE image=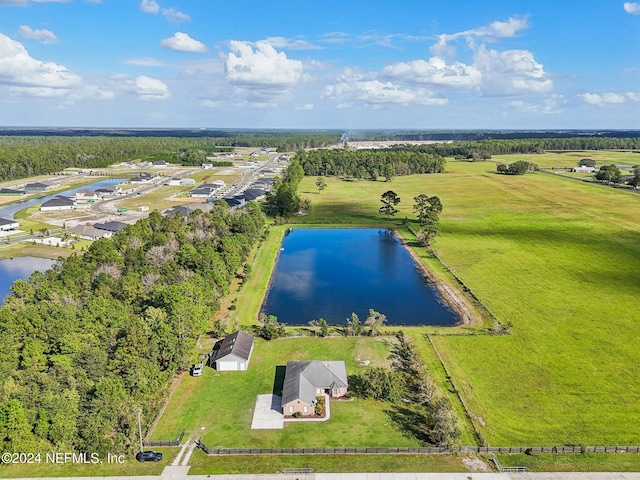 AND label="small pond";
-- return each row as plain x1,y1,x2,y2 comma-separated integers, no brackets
0,256,56,303
261,228,458,326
